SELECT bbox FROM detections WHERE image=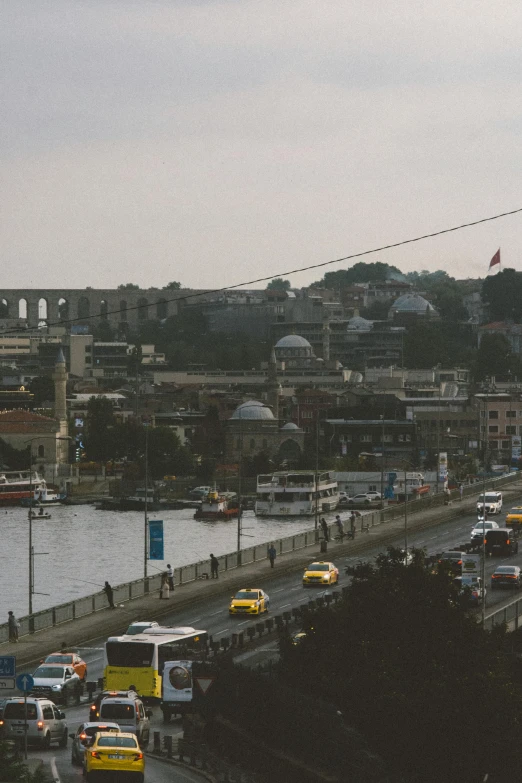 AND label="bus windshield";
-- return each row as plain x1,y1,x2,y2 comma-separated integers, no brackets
106,642,154,667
